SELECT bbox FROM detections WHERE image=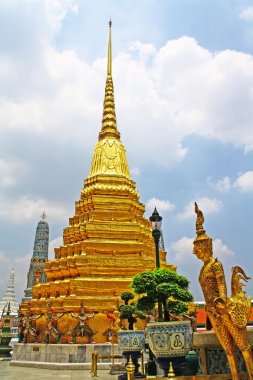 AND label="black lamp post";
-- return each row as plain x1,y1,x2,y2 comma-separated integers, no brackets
149,207,163,321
